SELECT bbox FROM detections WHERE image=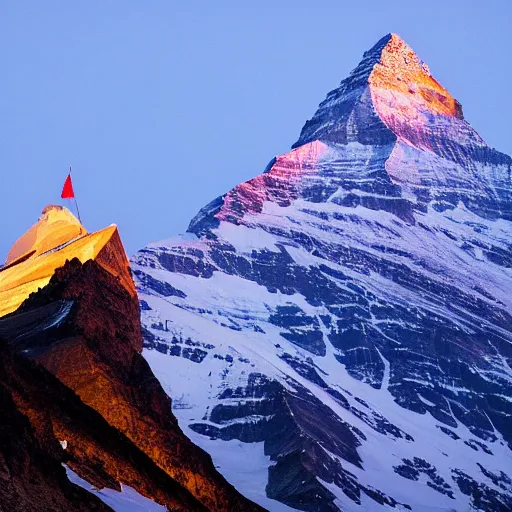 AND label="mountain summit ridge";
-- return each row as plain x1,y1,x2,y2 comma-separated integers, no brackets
294,32,467,148
185,34,510,241
6,205,86,266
